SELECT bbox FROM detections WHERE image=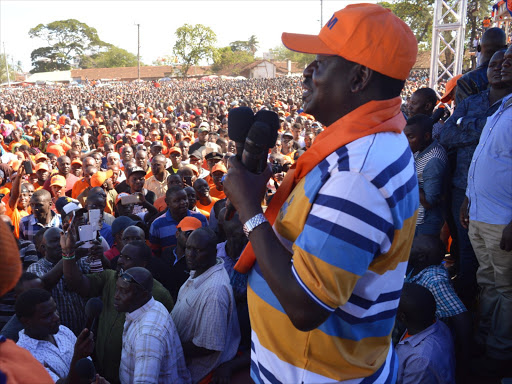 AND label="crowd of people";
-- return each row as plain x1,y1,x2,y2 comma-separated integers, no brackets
0,5,510,384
